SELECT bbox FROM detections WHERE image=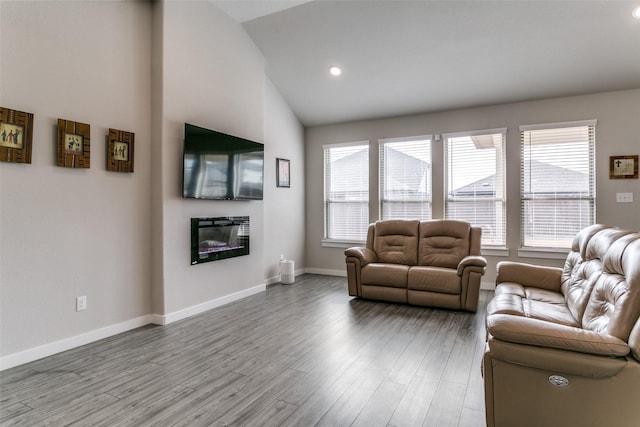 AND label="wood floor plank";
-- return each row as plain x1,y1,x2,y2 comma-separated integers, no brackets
0,402,32,424
0,274,492,427
388,376,440,427
459,407,487,427
2,391,118,427
422,380,467,427
238,399,299,427
315,385,376,427
134,371,249,427
351,380,408,427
